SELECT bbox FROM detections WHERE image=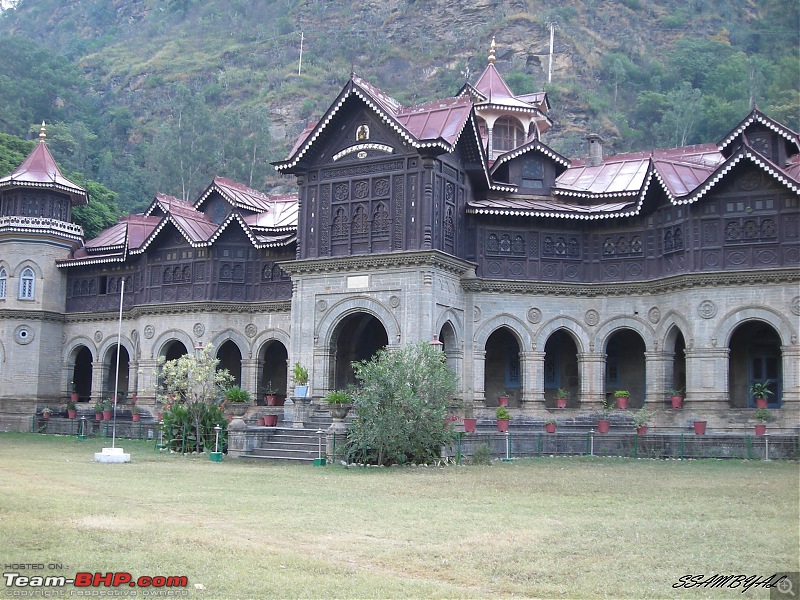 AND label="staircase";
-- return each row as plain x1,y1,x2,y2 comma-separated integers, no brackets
242,408,335,463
